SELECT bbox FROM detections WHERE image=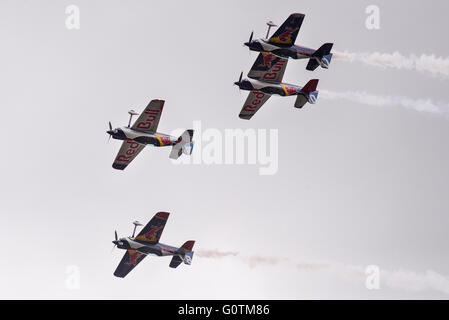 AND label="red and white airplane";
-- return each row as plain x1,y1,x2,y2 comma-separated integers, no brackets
112,212,195,278
234,54,319,120
244,13,333,71
107,99,194,170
